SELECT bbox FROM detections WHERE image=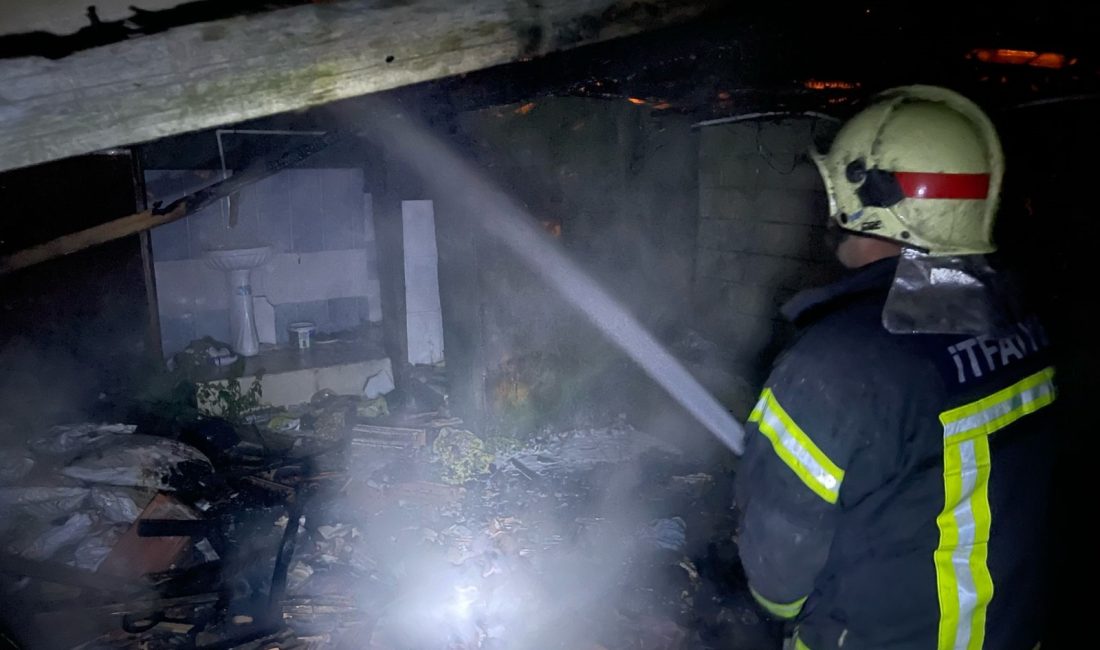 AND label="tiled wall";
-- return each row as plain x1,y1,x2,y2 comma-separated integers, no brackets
148,169,383,356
